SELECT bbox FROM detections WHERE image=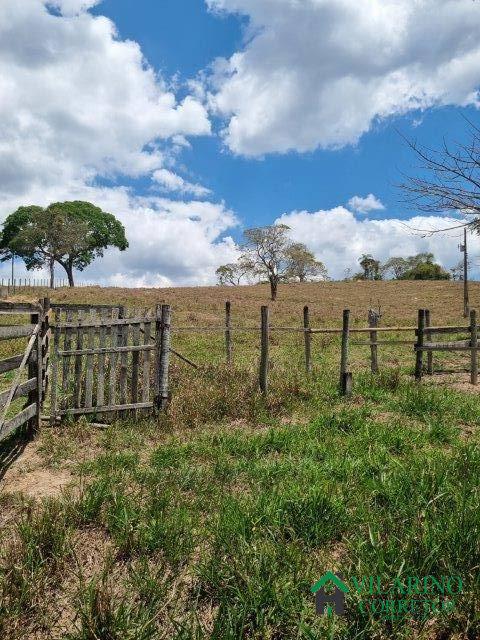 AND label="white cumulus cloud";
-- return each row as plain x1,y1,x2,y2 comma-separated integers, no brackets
277,207,477,279
0,0,211,198
207,0,480,156
47,0,100,15
348,194,385,215
0,0,242,287
152,169,212,198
